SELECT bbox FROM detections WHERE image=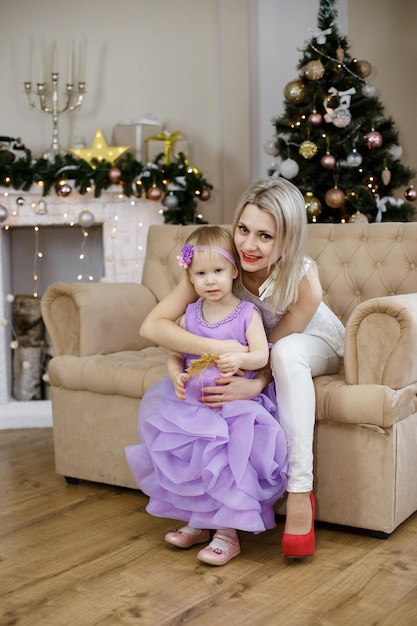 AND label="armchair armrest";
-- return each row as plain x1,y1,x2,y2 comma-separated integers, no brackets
344,293,417,388
41,281,158,357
